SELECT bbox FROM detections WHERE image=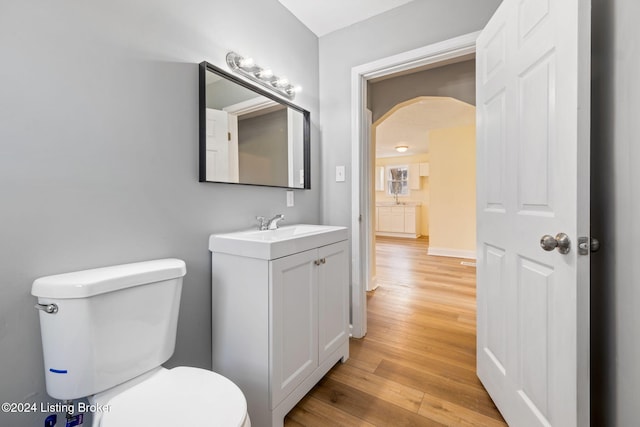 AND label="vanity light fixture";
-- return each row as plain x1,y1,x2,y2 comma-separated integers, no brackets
256,68,273,79
395,145,409,153
226,52,299,100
